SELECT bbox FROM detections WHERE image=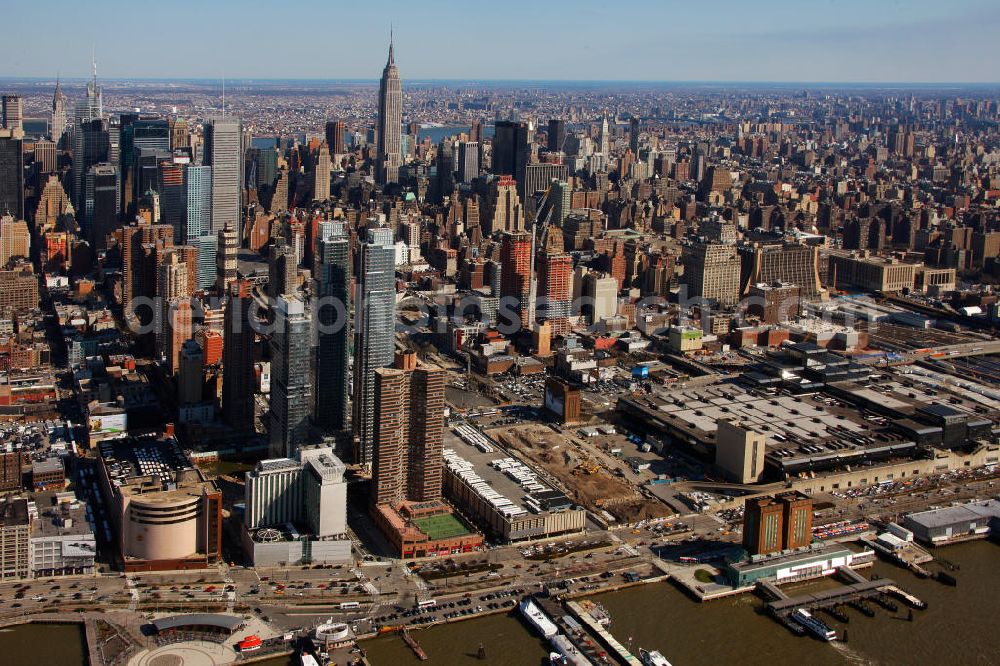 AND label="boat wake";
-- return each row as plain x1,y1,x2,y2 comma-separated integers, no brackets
830,641,878,666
